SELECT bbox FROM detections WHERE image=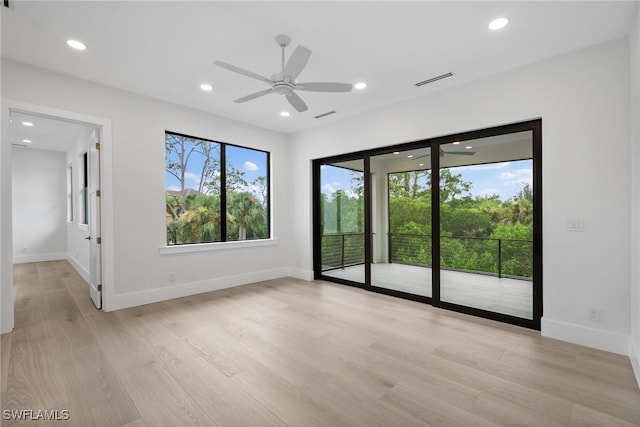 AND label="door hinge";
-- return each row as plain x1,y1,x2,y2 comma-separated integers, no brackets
96,190,101,197
97,284,102,292
97,237,102,244
96,142,101,150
